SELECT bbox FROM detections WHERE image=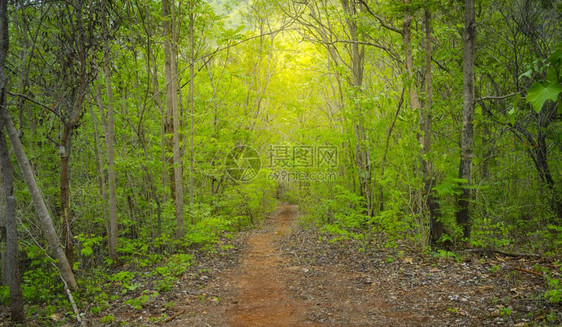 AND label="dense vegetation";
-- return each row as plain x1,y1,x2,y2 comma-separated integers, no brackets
0,0,560,324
